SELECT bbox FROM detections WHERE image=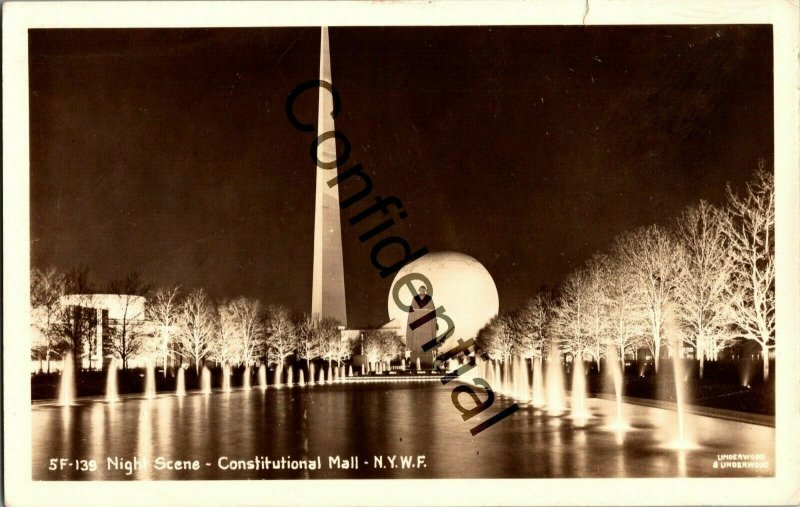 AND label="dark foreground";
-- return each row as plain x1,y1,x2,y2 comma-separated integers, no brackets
33,382,773,480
